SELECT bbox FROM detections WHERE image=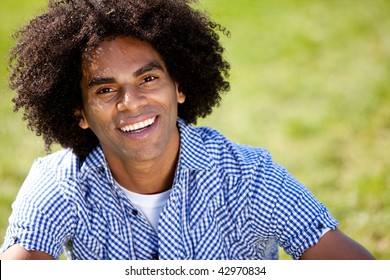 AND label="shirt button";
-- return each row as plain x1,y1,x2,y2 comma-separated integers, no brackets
131,209,138,216
152,254,159,260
